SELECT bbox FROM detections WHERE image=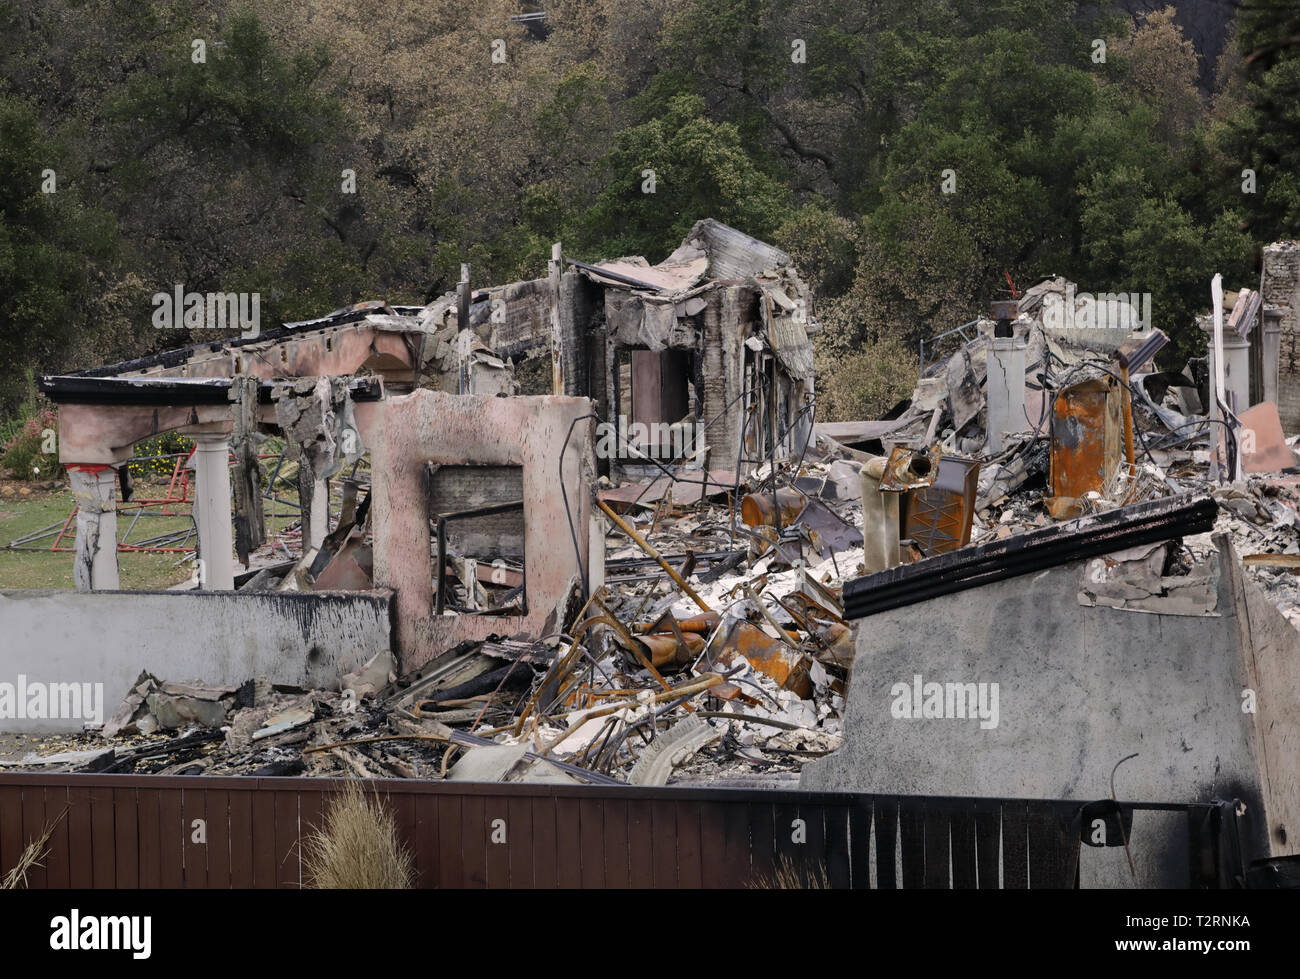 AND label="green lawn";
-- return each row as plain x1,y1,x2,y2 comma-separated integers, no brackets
0,482,308,590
